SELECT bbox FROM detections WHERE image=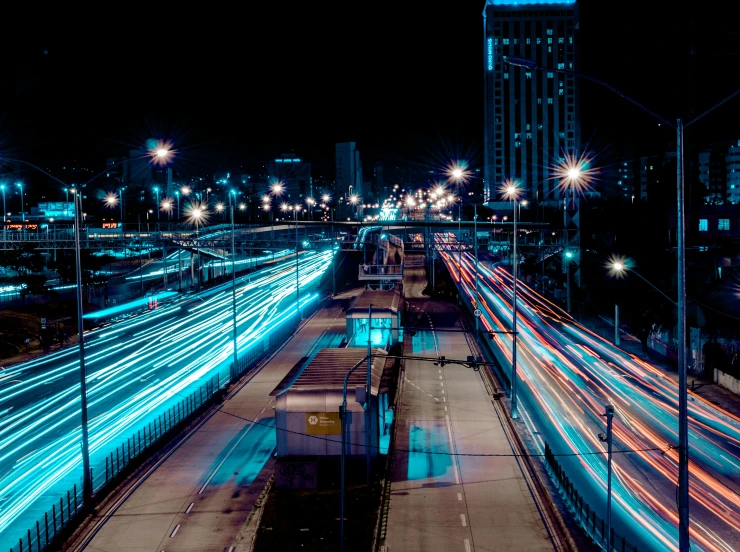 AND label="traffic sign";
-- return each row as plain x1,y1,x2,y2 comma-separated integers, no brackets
474,309,482,317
